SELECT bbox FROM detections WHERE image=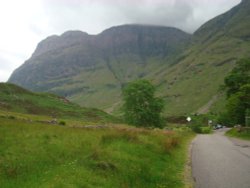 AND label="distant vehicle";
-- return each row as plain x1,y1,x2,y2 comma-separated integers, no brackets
214,124,223,130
